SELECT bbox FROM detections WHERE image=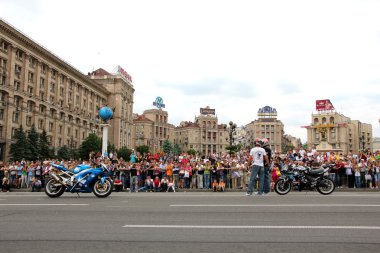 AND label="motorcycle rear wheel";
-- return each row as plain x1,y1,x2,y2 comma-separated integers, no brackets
92,178,113,198
317,178,335,195
45,178,66,198
274,179,292,195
